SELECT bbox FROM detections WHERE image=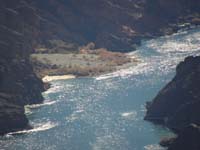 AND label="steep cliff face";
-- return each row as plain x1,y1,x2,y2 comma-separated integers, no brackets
0,96,29,135
32,0,147,51
32,0,200,52
0,0,44,134
145,56,200,130
168,125,200,150
145,56,200,149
